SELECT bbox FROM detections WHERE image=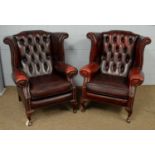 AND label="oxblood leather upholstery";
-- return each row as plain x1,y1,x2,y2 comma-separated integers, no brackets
101,33,137,77
30,74,72,100
80,30,151,122
15,32,52,77
4,30,78,124
87,74,129,99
